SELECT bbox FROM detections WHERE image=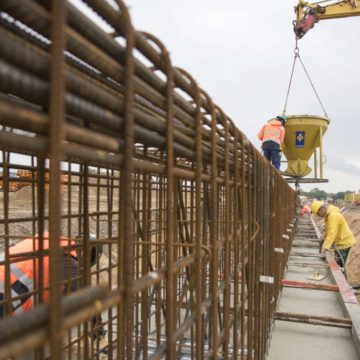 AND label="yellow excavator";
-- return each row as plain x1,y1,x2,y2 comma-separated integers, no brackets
293,0,360,38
